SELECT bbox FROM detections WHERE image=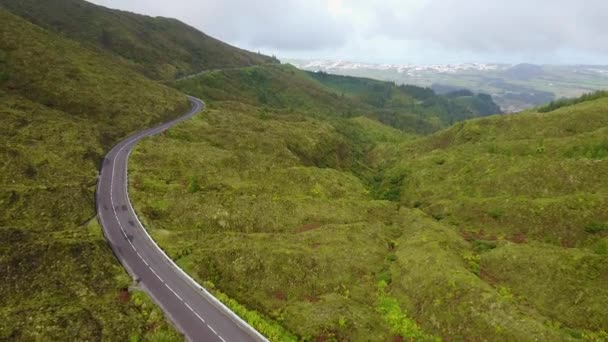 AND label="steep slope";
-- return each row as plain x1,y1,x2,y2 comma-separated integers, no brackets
0,0,278,80
128,66,607,340
0,9,188,340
